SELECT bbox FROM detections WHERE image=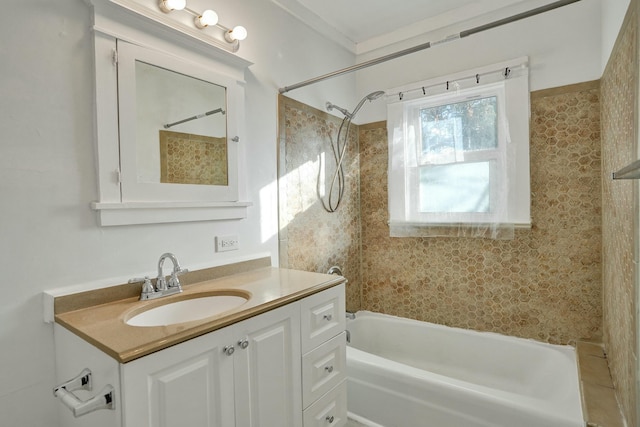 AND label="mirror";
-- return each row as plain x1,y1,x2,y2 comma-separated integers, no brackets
116,40,239,203
134,61,228,186
88,4,252,226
